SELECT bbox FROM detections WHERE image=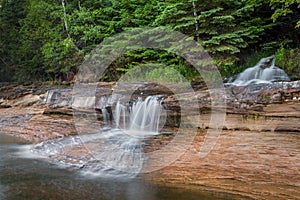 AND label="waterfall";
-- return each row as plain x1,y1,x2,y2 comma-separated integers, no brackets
81,95,164,177
227,55,290,86
130,96,162,132
31,95,164,178
114,100,127,130
101,108,110,122
112,96,163,134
